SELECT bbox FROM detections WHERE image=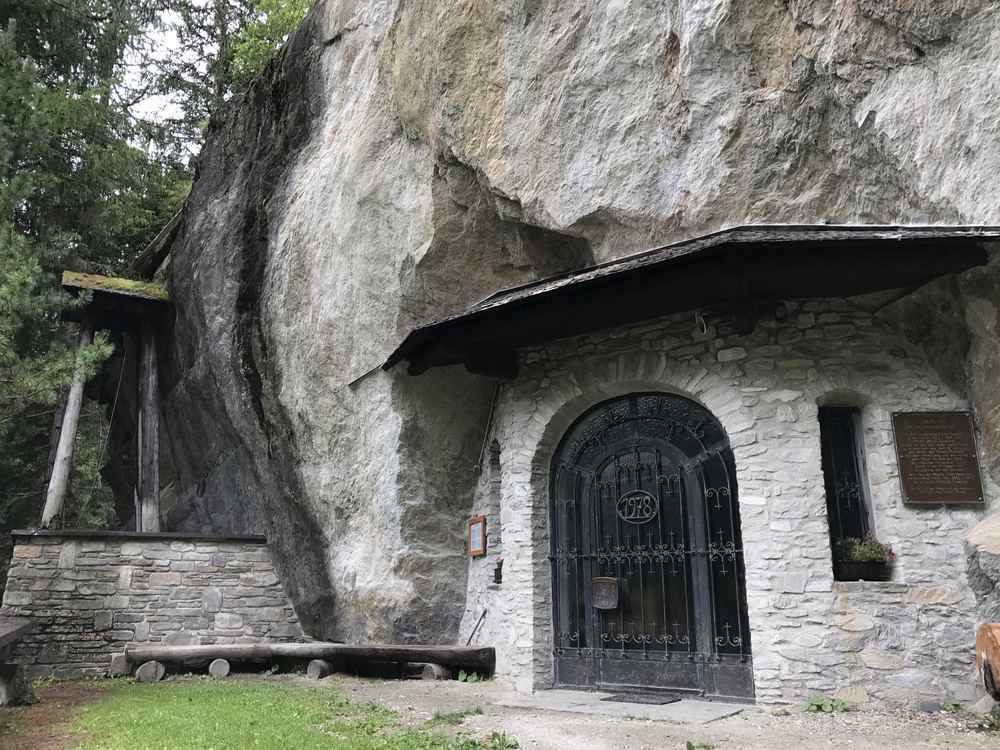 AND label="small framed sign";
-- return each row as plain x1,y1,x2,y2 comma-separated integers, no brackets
891,411,985,505
467,515,487,557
